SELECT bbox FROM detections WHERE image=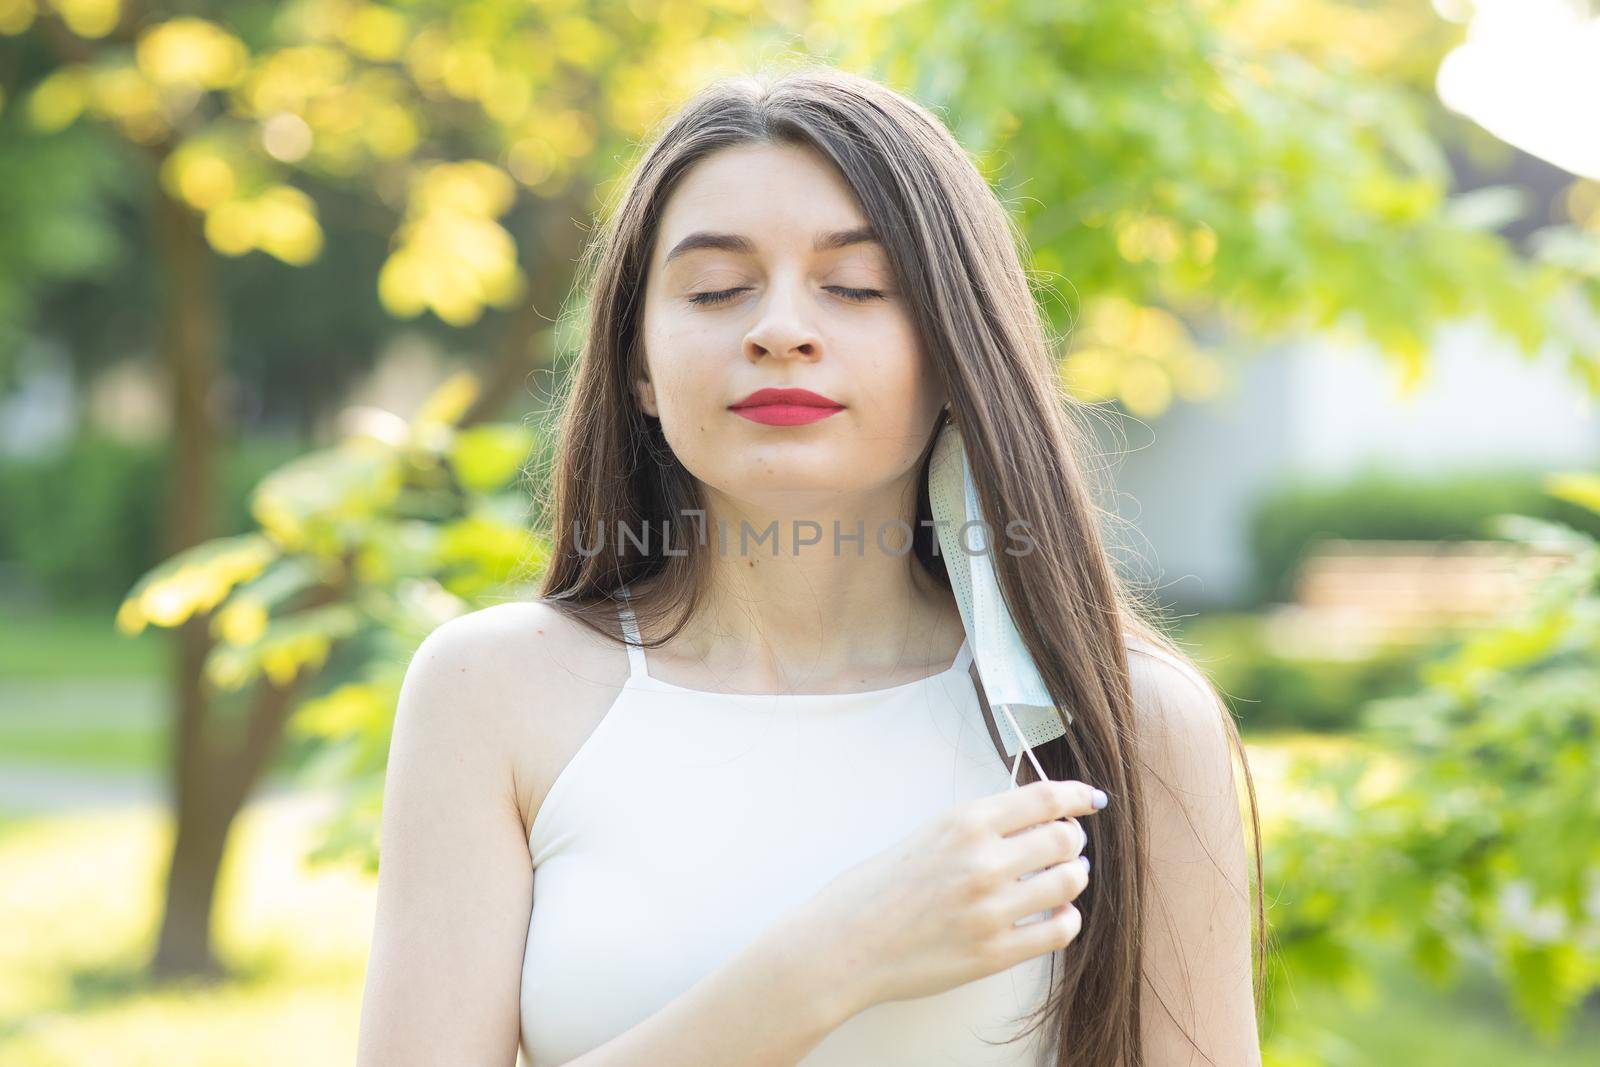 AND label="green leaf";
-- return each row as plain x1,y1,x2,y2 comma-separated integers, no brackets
451,423,535,493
